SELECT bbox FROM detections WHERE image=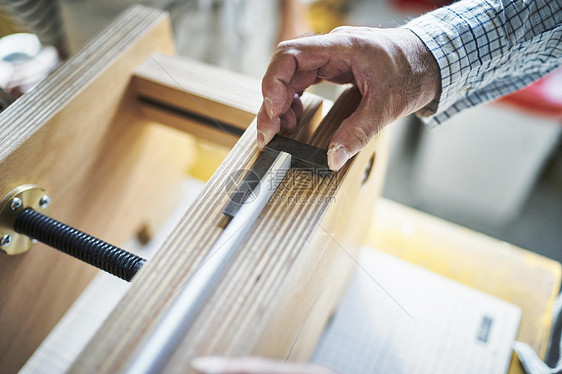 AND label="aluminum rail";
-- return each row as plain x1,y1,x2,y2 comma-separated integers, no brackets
124,151,292,374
